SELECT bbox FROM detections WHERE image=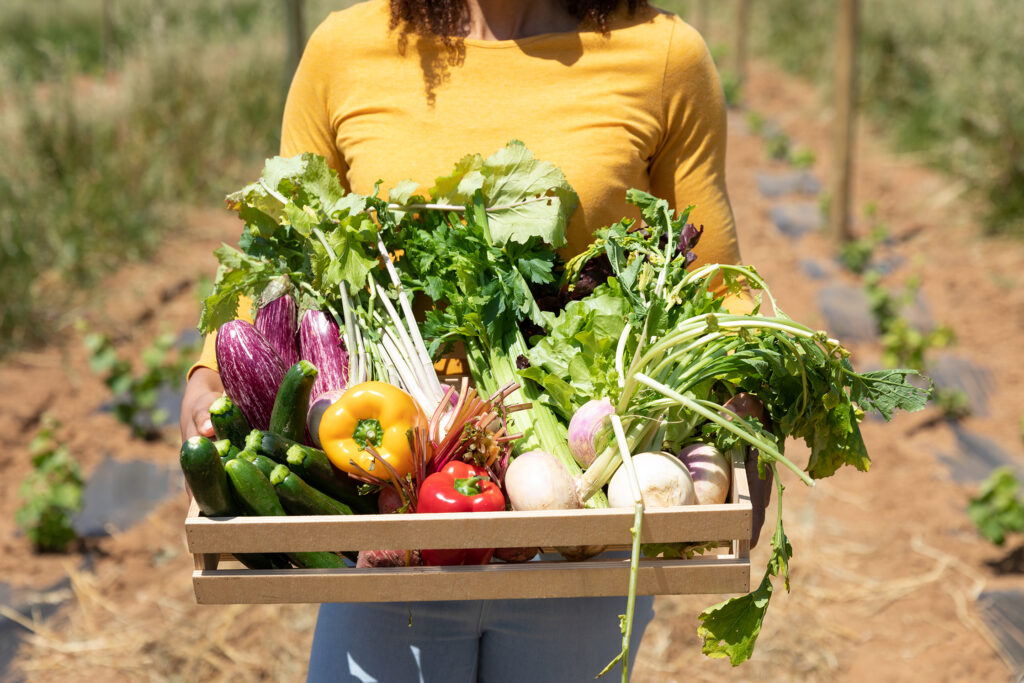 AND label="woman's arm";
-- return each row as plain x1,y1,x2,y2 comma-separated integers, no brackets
650,18,740,270
280,15,349,176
